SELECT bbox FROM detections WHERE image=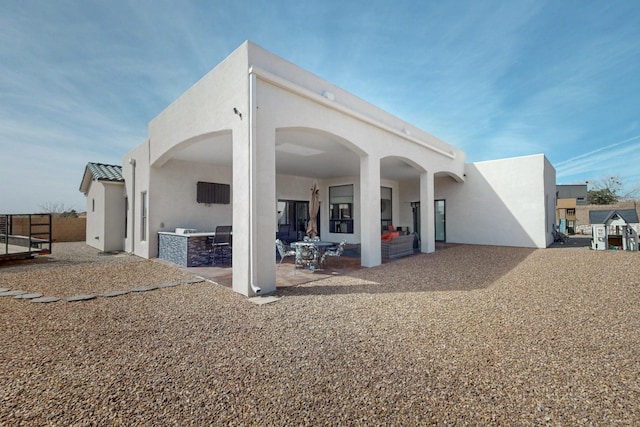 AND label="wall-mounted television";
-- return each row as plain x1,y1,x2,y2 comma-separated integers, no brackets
197,181,230,204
